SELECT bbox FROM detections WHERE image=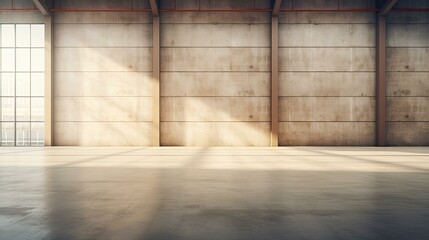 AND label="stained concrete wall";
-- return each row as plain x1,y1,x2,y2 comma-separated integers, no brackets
160,0,271,146
0,0,43,23
53,0,153,146
3,0,427,146
278,0,376,145
386,0,429,145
